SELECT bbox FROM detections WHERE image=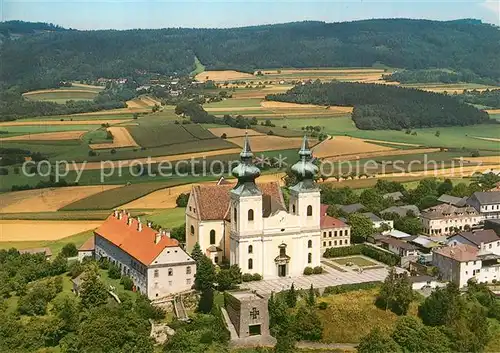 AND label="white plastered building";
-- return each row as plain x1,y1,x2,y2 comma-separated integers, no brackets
186,135,321,279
